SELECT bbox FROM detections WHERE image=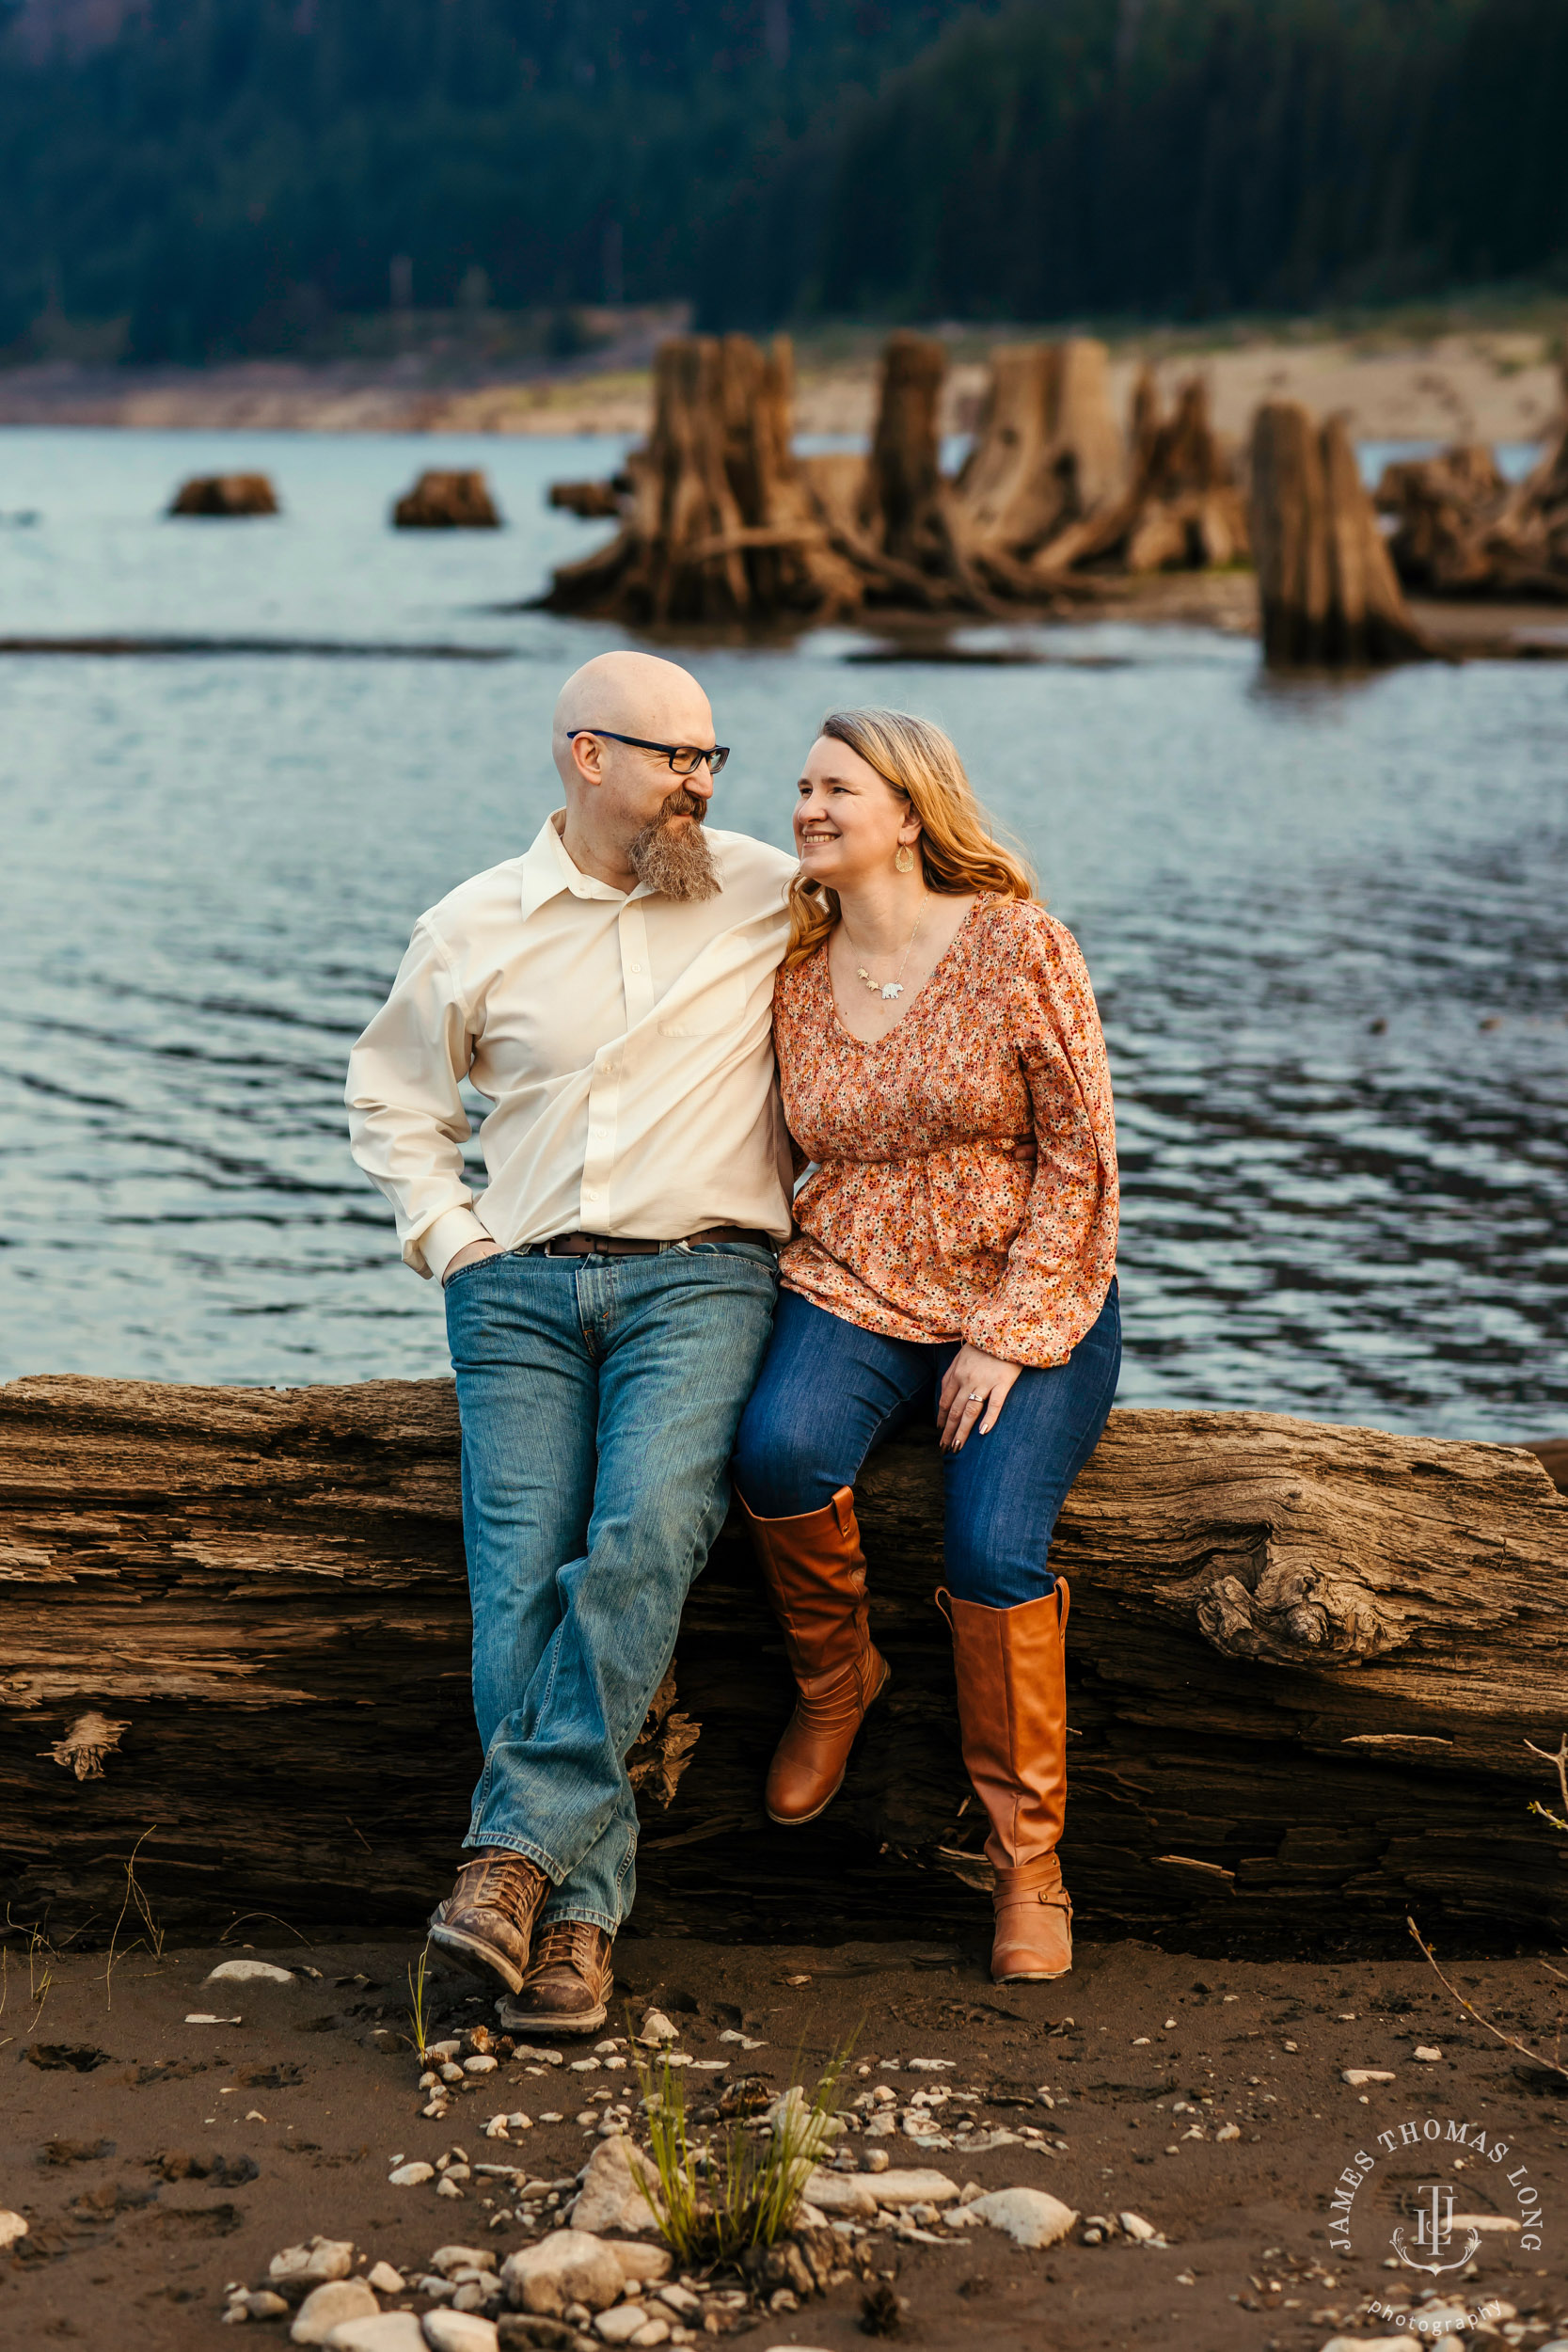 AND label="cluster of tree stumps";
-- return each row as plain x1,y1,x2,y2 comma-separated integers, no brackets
1,1374,1564,1954
540,329,1253,629
1373,380,1568,601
